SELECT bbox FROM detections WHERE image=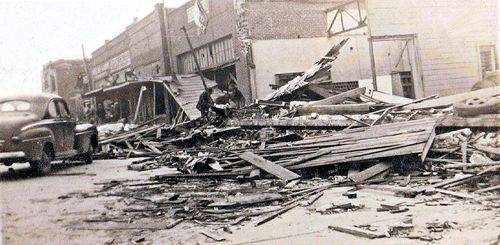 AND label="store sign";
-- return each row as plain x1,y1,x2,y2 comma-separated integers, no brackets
92,51,131,80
